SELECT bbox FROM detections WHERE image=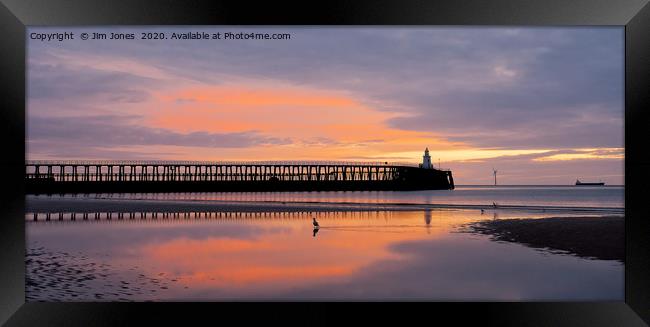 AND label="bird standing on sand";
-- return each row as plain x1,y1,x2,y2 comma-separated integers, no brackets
312,217,320,228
